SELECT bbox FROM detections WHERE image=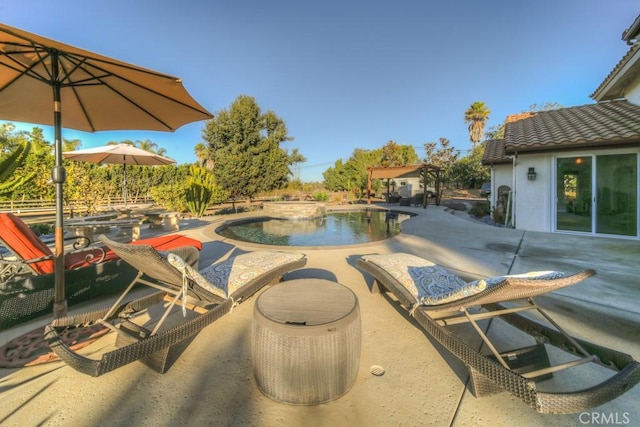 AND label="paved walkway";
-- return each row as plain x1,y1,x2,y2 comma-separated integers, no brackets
0,204,638,426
